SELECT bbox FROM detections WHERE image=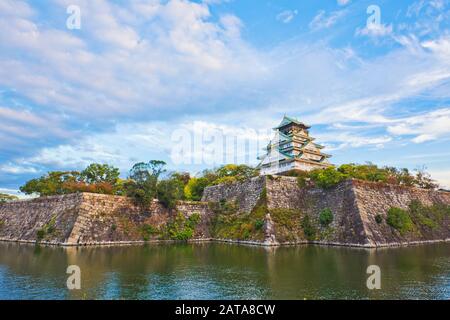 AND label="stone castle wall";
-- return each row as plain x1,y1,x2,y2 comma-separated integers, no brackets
201,176,266,213
237,177,365,246
352,180,450,246
266,178,367,245
0,193,83,244
0,194,212,245
202,176,450,247
1,177,449,247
